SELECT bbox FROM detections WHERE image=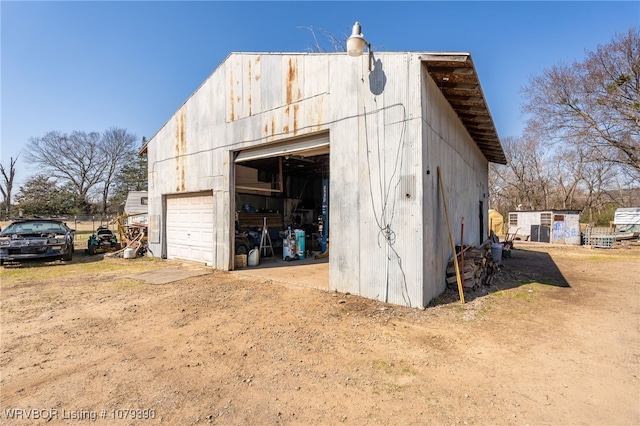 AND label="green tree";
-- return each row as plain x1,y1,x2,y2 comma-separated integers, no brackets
108,137,148,215
14,175,78,216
